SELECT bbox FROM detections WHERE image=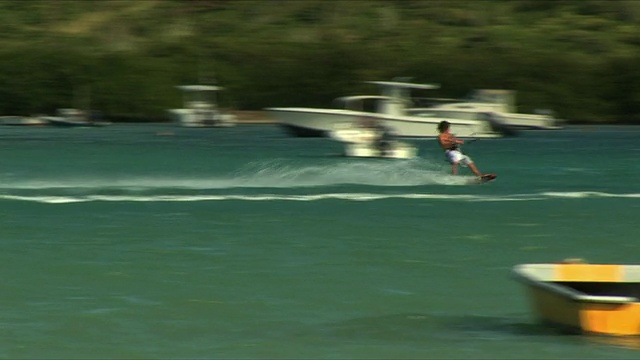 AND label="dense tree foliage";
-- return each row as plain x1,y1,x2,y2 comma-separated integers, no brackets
0,0,638,123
